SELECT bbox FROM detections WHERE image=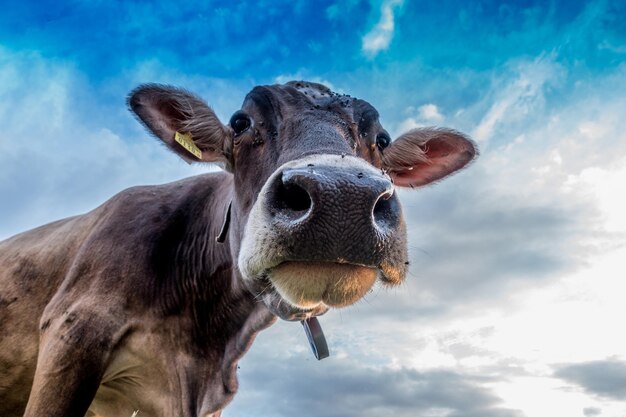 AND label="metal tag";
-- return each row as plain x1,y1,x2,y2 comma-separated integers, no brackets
301,317,329,360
